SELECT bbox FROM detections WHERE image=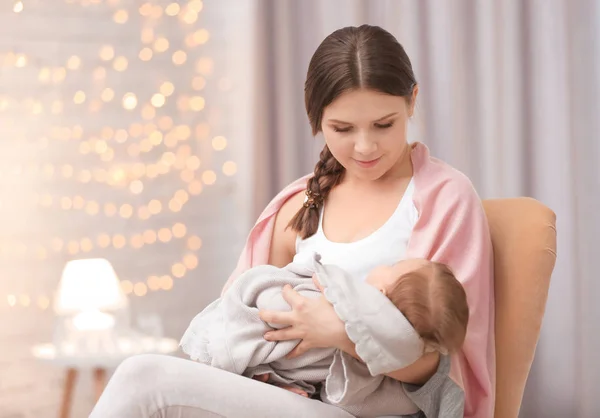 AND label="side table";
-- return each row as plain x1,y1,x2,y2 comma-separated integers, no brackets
32,336,179,418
